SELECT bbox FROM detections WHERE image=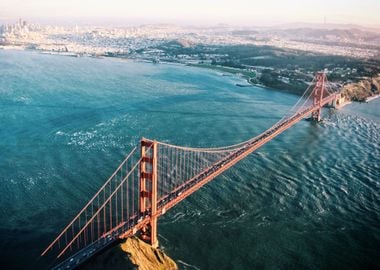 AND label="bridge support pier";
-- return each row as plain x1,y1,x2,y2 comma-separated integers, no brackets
139,138,158,248
311,108,322,122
